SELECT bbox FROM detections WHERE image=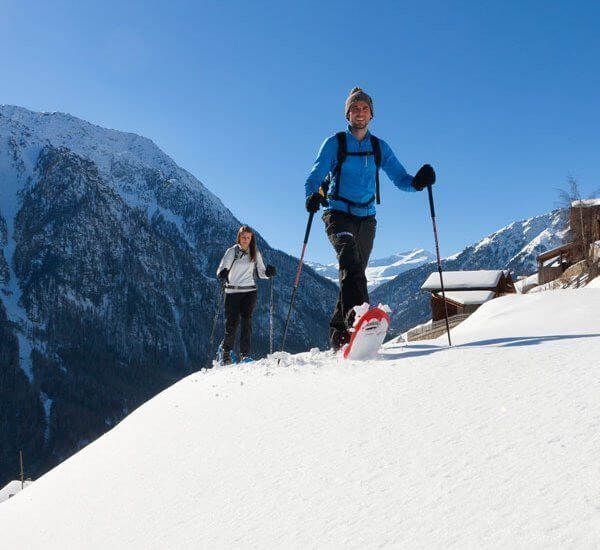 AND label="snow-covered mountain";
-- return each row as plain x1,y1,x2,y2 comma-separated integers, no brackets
304,260,339,282
366,248,436,288
307,248,436,289
372,209,570,335
0,105,337,486
1,286,599,548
